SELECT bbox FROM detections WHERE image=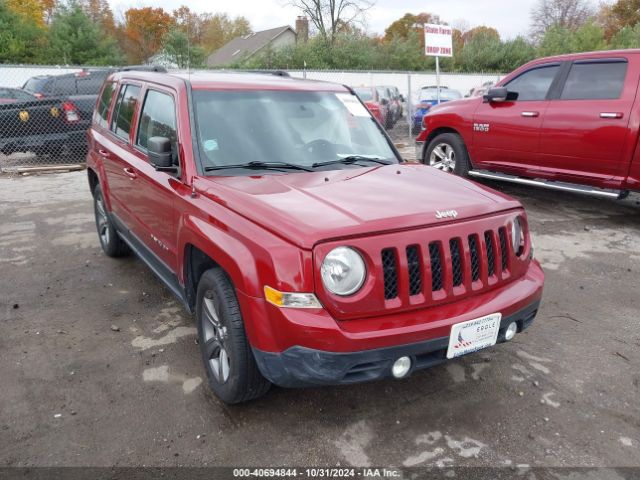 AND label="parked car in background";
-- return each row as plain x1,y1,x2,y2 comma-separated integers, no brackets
376,86,397,128
467,81,496,98
0,88,39,104
0,96,84,158
411,86,462,134
88,70,543,404
353,85,390,127
380,85,404,123
415,50,640,199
